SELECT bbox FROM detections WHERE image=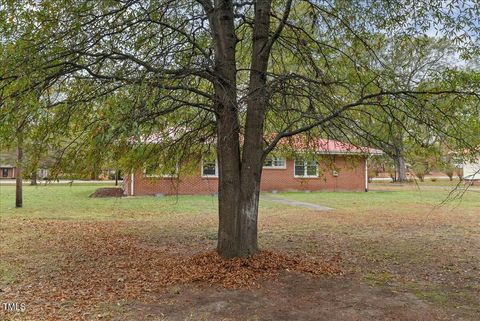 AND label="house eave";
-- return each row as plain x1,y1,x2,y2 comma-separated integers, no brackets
315,151,383,156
